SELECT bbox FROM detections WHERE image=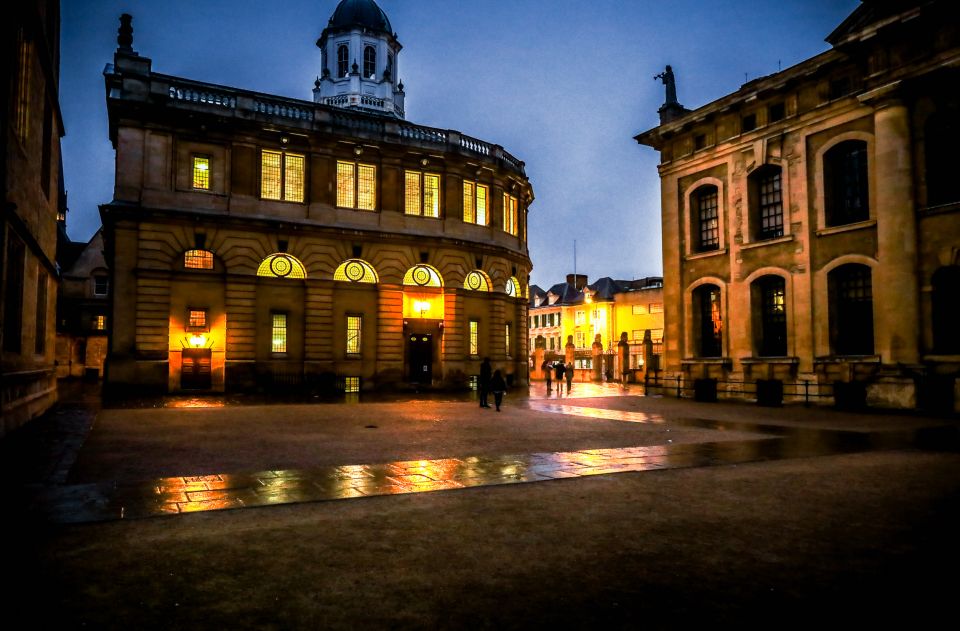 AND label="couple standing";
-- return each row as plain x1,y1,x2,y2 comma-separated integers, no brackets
479,357,506,411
